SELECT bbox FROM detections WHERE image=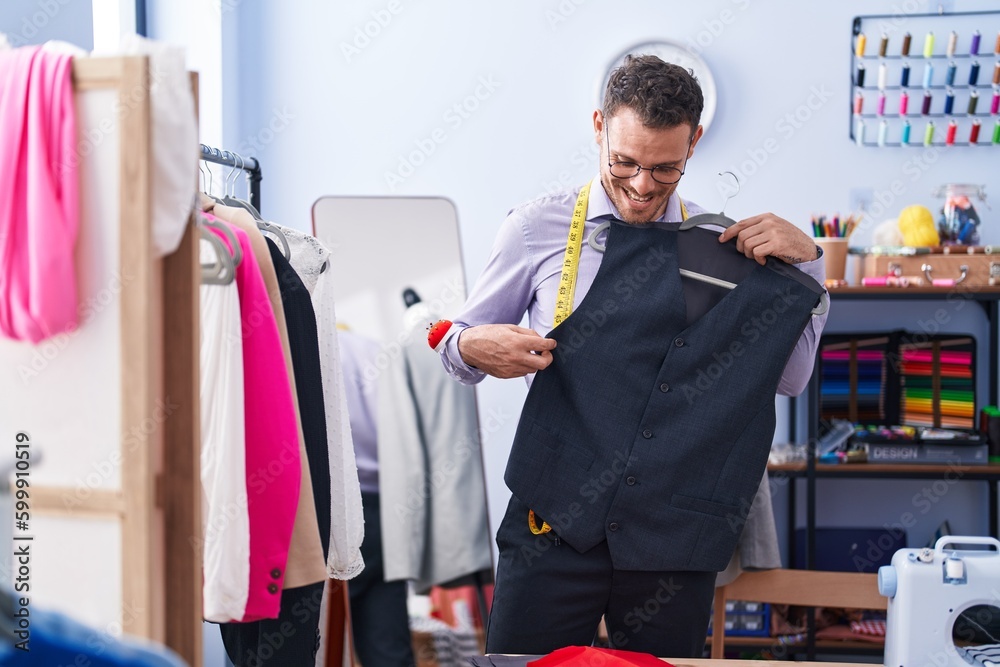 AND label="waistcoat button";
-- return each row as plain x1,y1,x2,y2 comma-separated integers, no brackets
642,429,652,439
626,476,637,486
674,338,684,347
660,383,670,392
609,522,619,531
